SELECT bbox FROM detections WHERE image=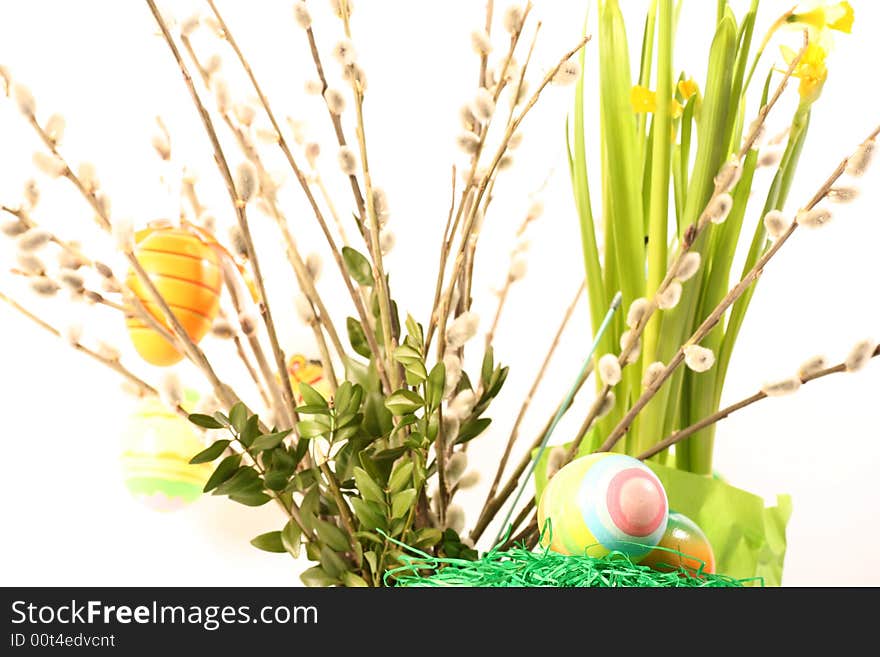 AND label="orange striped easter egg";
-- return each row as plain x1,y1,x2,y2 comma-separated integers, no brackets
125,226,222,366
